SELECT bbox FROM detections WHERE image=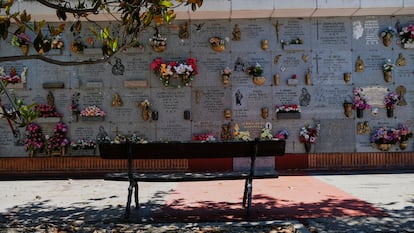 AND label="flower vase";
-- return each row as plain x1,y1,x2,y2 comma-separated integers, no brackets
222,74,230,86
377,143,391,151
399,141,408,150
304,142,311,153
386,108,394,118
382,34,392,47
383,71,392,83
21,45,29,56
343,103,353,118
152,45,166,53
356,108,364,118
